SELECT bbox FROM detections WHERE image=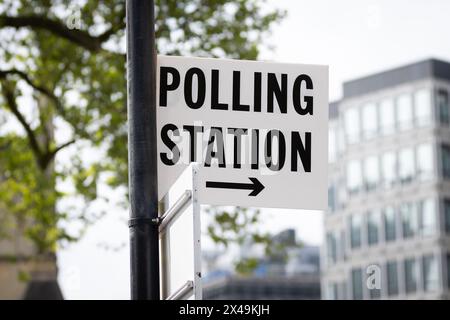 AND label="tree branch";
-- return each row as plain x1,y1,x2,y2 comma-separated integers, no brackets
0,68,64,115
0,14,123,52
0,68,51,96
50,139,76,157
36,139,77,168
0,80,74,168
1,82,43,163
